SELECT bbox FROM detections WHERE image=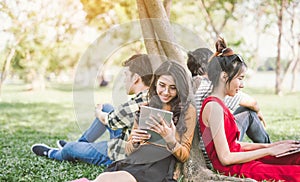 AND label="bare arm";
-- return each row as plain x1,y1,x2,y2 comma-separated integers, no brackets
237,141,269,151
239,92,267,126
239,92,260,112
125,121,151,155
